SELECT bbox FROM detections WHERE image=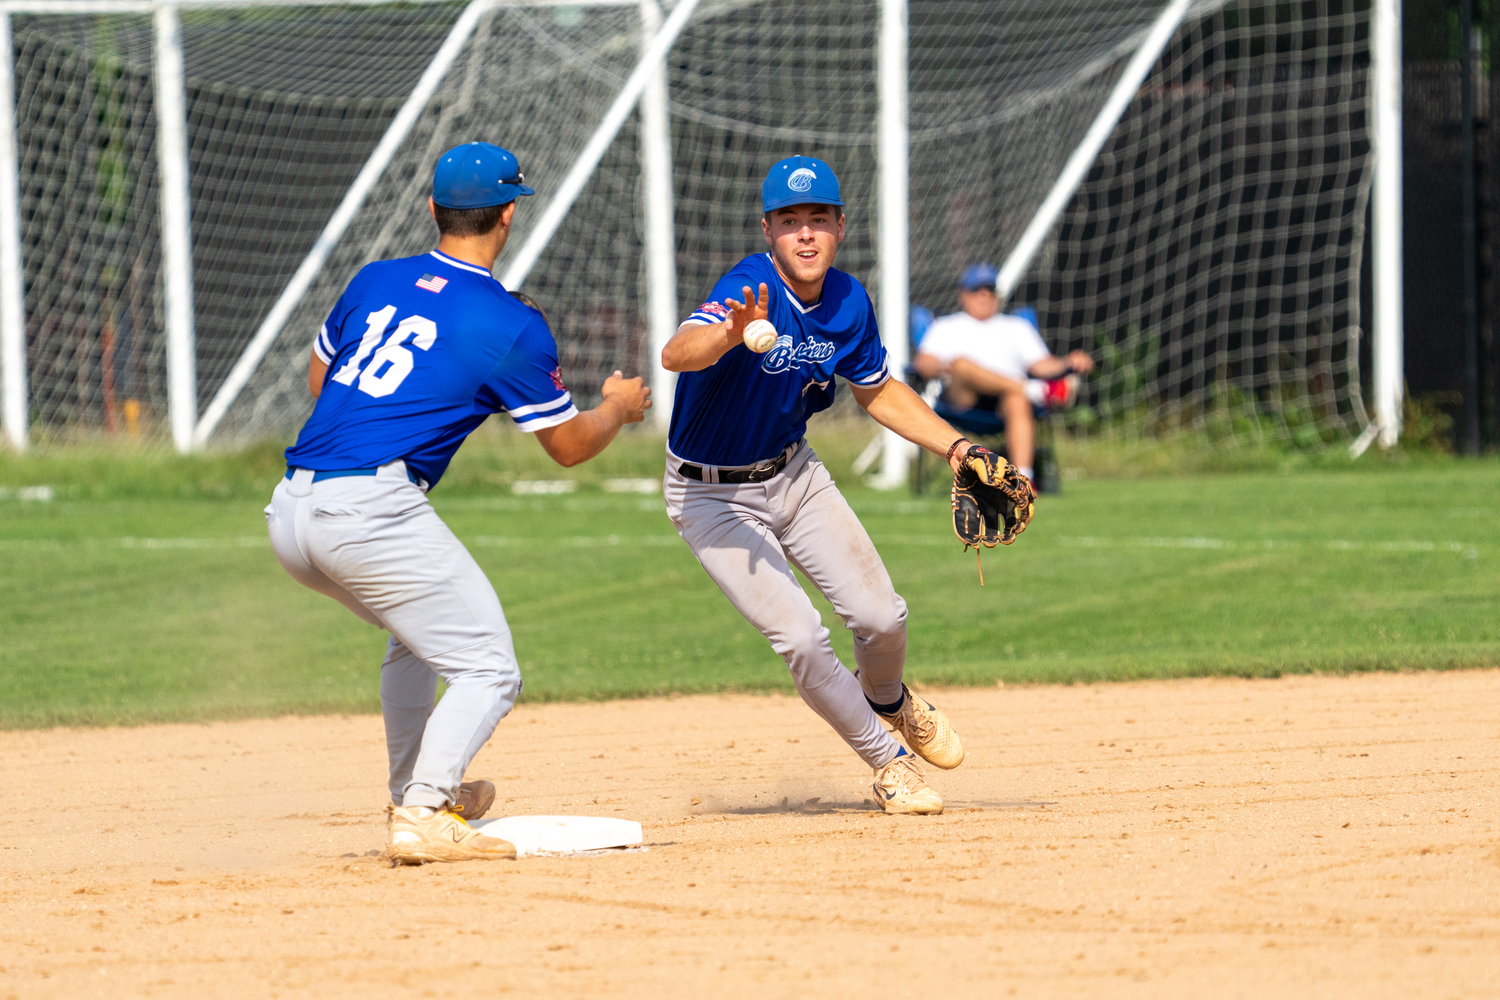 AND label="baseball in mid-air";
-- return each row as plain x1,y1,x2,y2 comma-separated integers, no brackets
743,319,778,353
